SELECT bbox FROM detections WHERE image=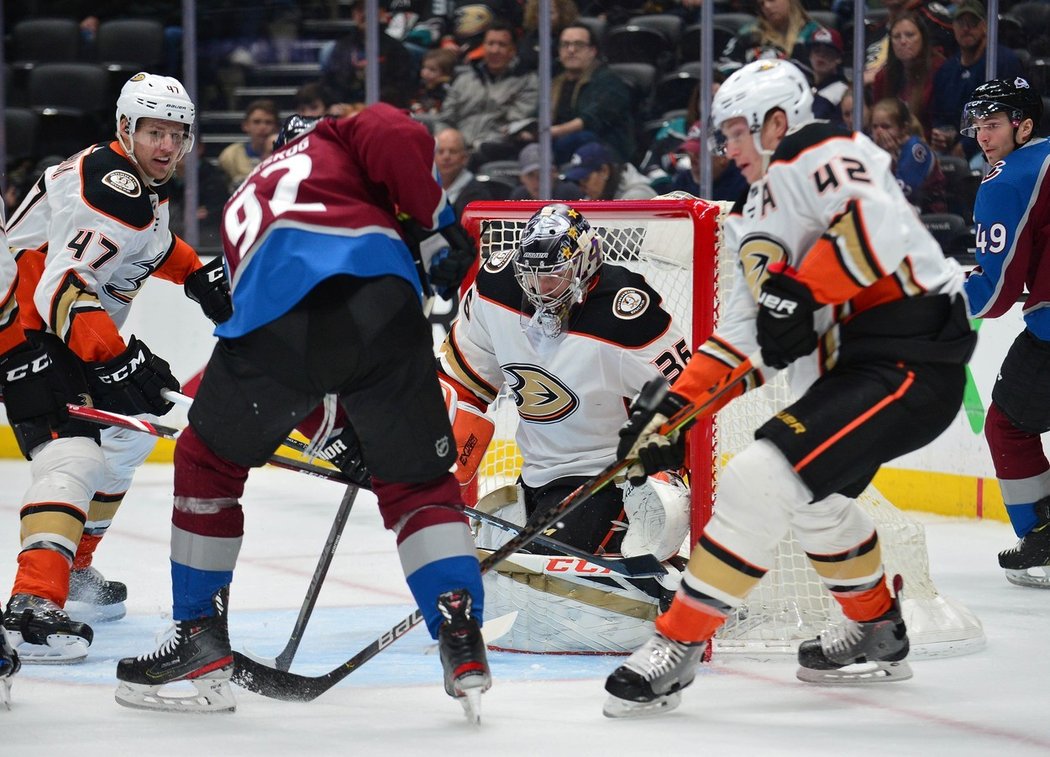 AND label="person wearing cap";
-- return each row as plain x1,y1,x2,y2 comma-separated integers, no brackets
564,142,657,201
671,122,747,202
509,142,583,201
929,0,1022,162
808,27,848,126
